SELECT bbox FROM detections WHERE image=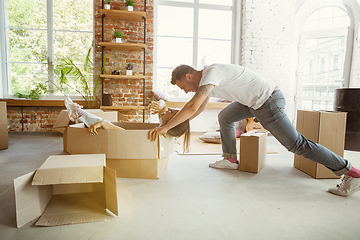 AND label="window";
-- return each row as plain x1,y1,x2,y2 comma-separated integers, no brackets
0,0,93,99
297,6,351,111
155,0,234,100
